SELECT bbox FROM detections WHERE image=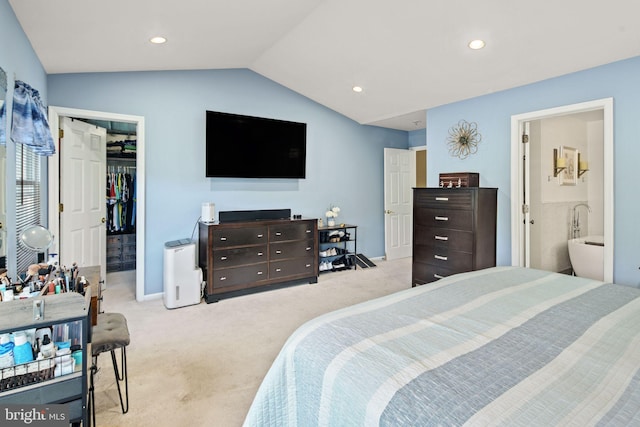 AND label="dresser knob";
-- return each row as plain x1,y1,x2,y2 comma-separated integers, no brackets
257,271,264,275
435,216,449,221
434,255,448,261
275,268,282,272
257,234,264,238
220,256,227,260
435,235,448,241
220,276,227,281
276,250,282,254
435,197,449,201
257,252,263,256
